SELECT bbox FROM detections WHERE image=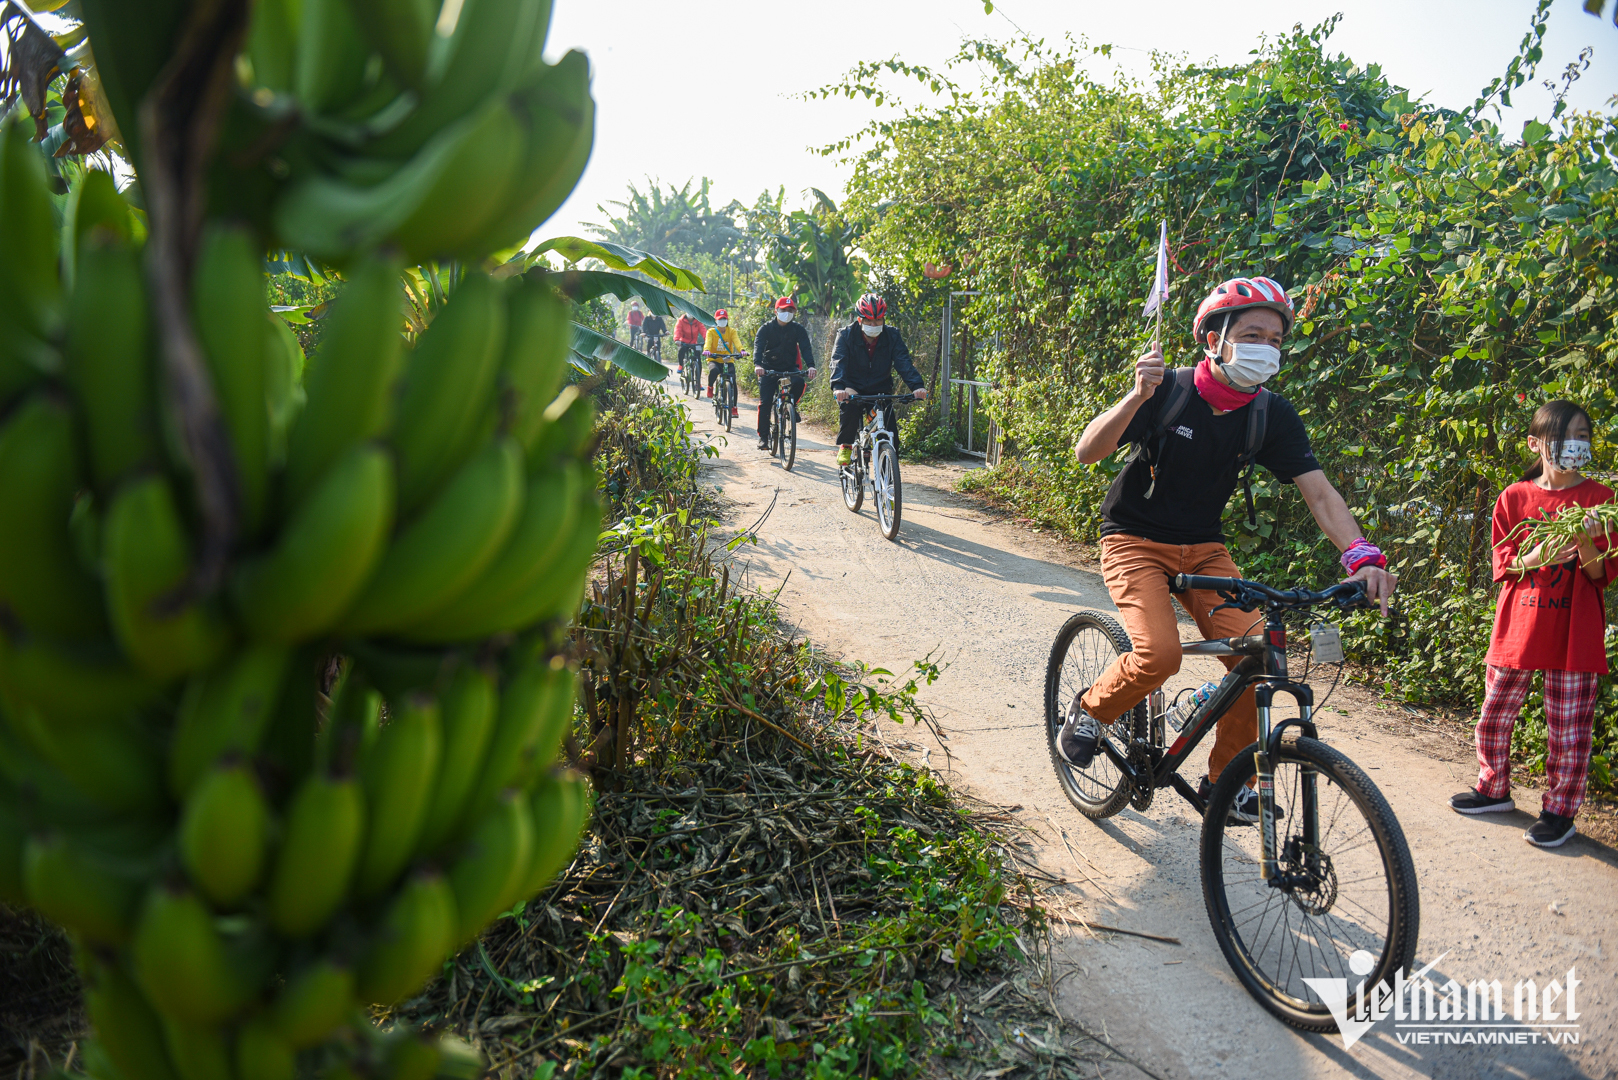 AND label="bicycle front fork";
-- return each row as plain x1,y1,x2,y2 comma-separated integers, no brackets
1253,682,1316,883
